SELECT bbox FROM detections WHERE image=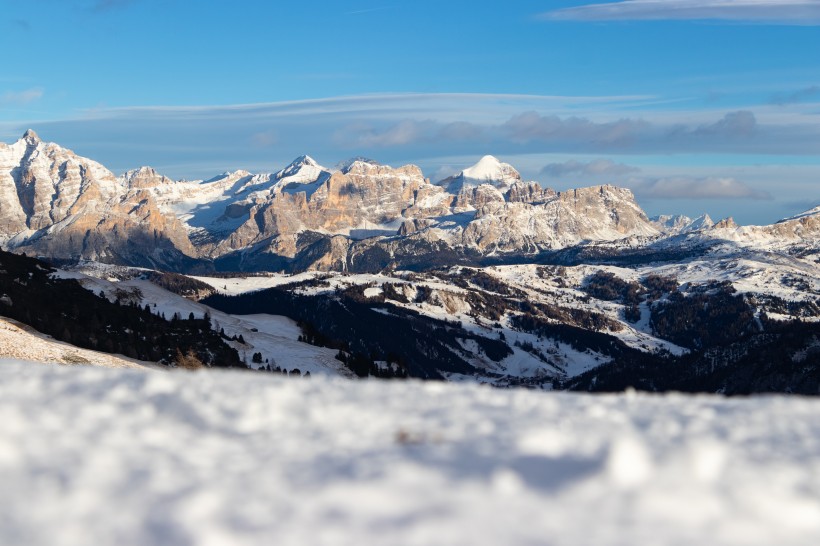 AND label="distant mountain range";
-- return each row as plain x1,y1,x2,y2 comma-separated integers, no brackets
3,130,816,273
1,129,819,392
